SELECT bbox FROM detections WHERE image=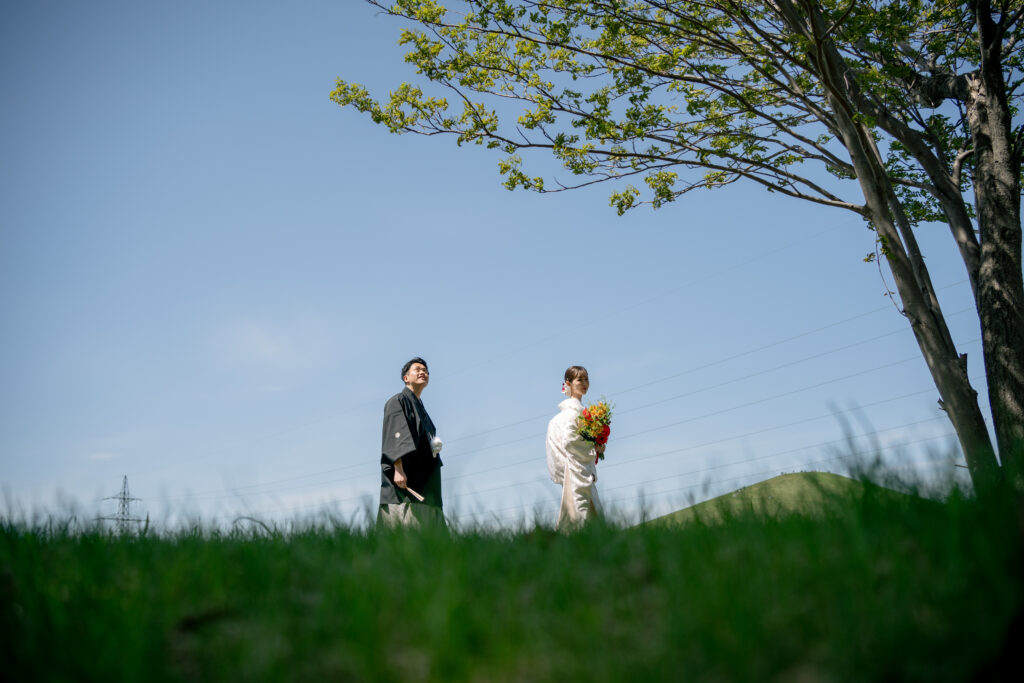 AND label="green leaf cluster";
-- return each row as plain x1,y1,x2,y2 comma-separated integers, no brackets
332,0,1022,225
